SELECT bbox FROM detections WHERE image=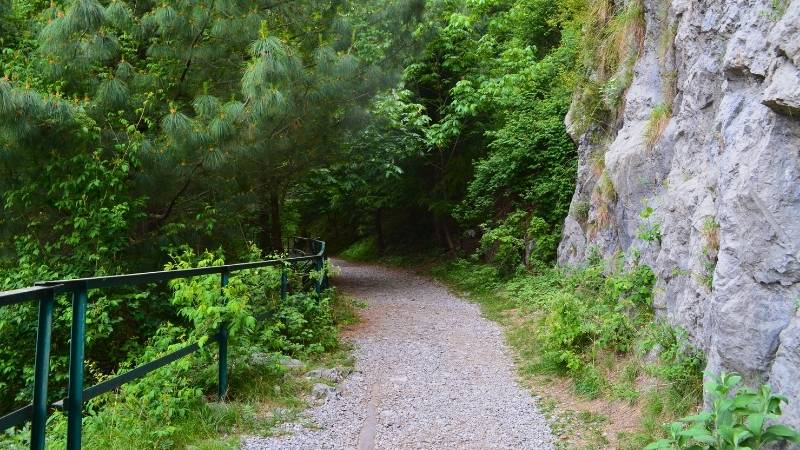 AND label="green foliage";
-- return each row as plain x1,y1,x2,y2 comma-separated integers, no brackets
564,0,645,133
645,103,672,149
1,246,342,447
340,237,381,262
761,0,789,21
640,323,704,402
532,261,655,397
312,0,579,256
0,0,421,424
637,204,663,244
478,210,560,274
646,372,800,450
